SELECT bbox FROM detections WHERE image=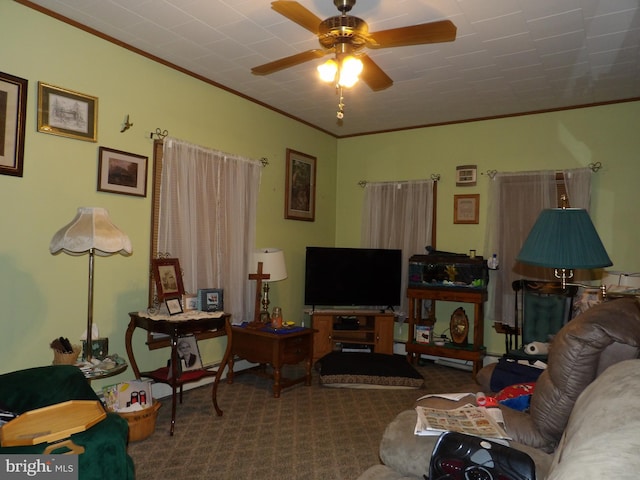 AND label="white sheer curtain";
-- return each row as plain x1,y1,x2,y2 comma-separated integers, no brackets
485,171,557,326
564,167,592,209
159,137,262,323
486,168,593,328
361,180,435,316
